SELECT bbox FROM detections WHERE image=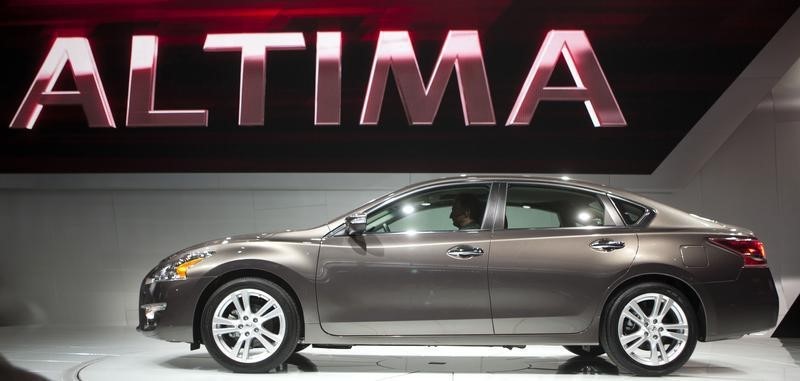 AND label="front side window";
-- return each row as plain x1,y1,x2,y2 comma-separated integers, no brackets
504,185,615,229
365,185,491,233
